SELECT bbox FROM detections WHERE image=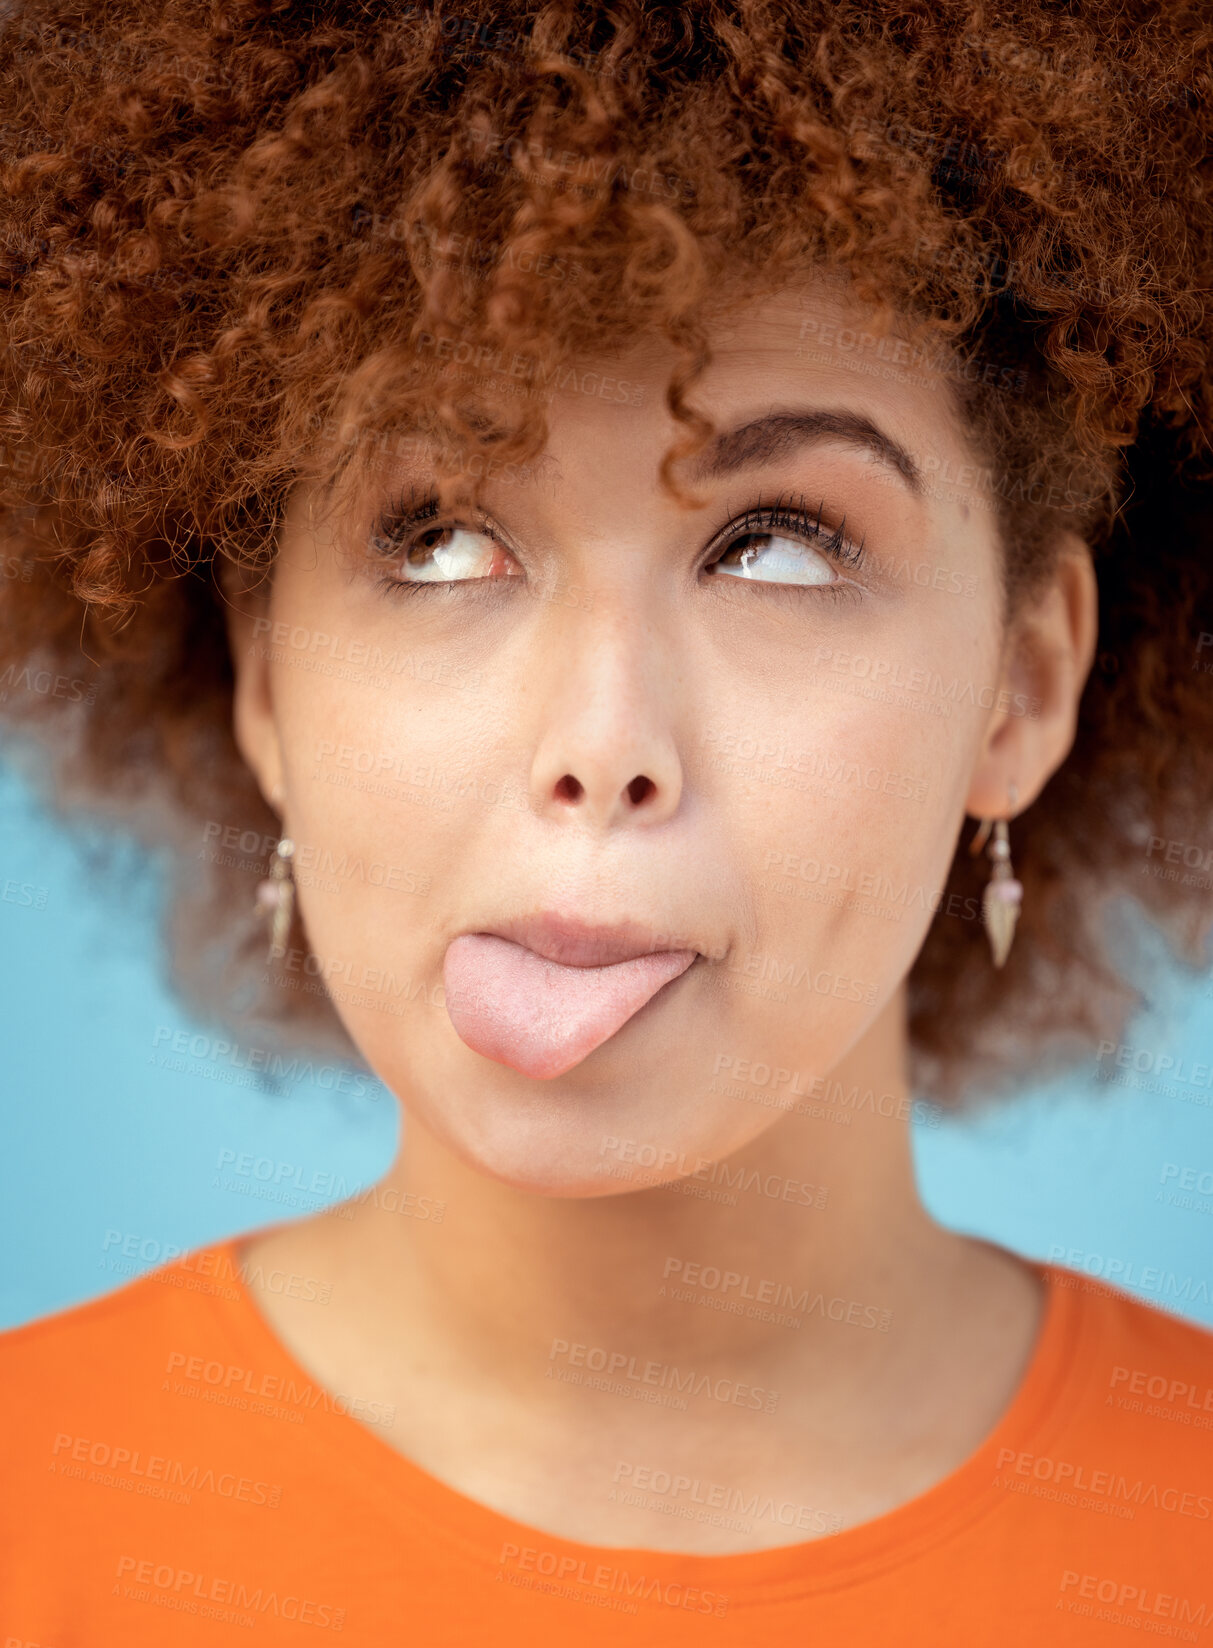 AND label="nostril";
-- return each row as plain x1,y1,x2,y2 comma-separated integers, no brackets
555,774,583,802
627,775,655,805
